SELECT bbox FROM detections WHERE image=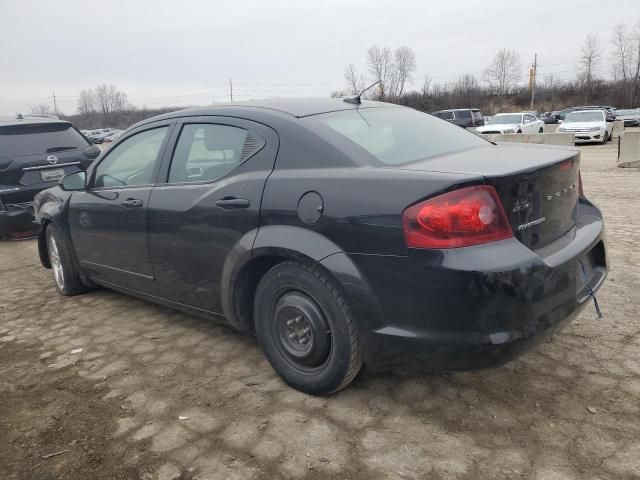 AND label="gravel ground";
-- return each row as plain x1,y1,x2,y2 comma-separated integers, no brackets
1,142,639,480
